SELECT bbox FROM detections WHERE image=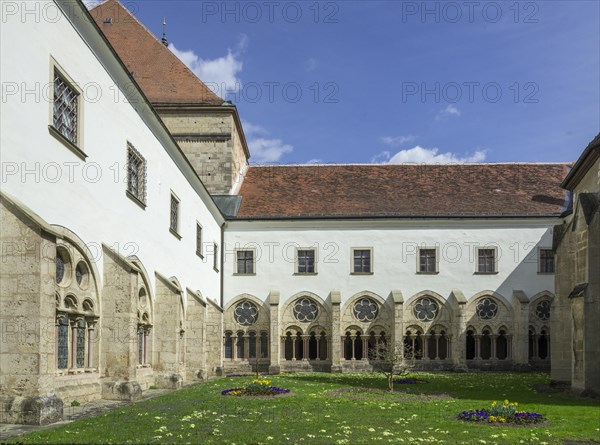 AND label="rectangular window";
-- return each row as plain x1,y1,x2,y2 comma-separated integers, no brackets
52,69,79,145
236,250,255,274
195,223,203,257
76,320,85,368
126,143,147,205
57,316,69,369
297,249,316,274
539,249,555,273
477,248,496,273
352,248,372,274
419,248,437,273
169,193,179,236
213,242,219,271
